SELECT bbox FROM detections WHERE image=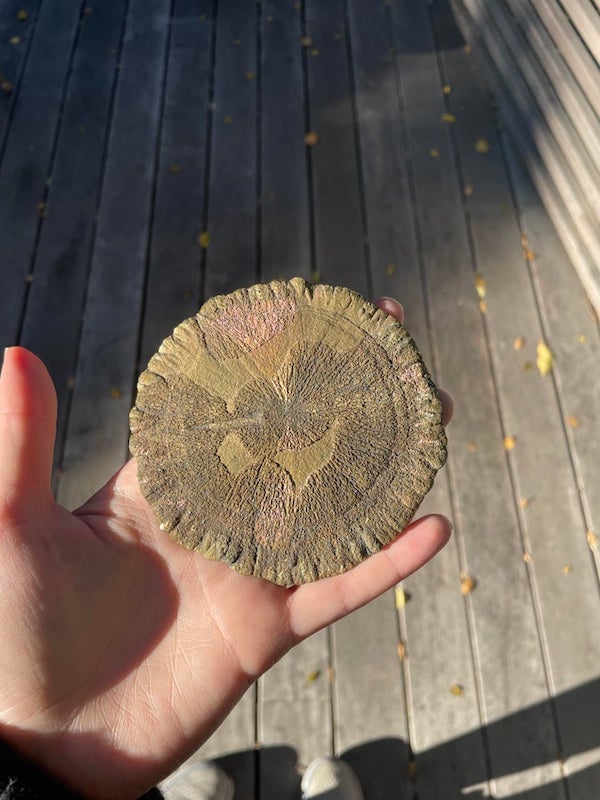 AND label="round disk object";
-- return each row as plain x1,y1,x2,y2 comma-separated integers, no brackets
129,278,447,585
